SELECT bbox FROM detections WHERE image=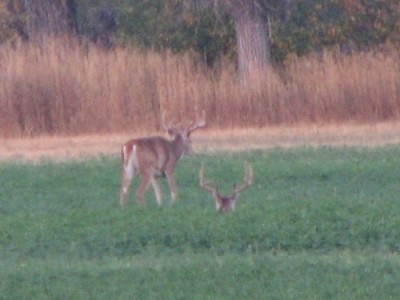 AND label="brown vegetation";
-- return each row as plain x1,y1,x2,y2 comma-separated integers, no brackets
0,37,399,138
2,123,400,162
